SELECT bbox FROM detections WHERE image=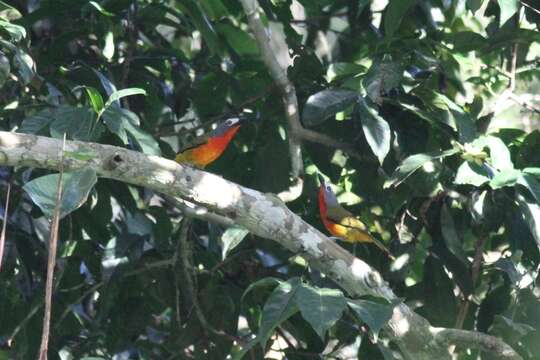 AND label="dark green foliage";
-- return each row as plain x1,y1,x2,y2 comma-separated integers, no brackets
0,0,539,359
